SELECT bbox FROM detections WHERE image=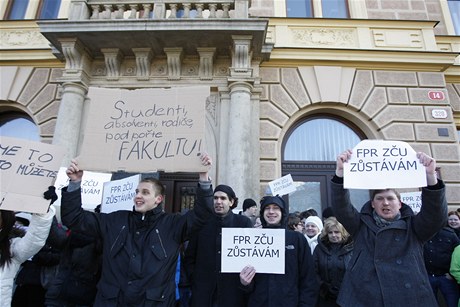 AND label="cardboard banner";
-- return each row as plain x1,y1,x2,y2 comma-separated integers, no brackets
78,86,209,173
101,174,140,213
0,136,65,213
344,140,427,189
54,167,112,211
221,228,285,274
